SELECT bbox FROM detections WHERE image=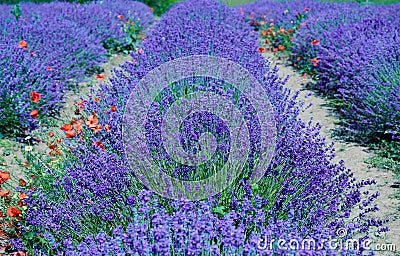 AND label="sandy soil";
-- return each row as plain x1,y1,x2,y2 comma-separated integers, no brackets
263,51,400,255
